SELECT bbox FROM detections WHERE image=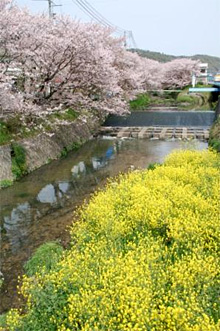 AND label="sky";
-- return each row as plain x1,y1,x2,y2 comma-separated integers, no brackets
16,0,220,58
